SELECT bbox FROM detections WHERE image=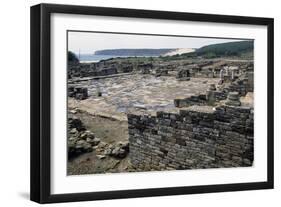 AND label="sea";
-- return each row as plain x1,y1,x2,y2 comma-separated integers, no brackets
79,54,157,63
